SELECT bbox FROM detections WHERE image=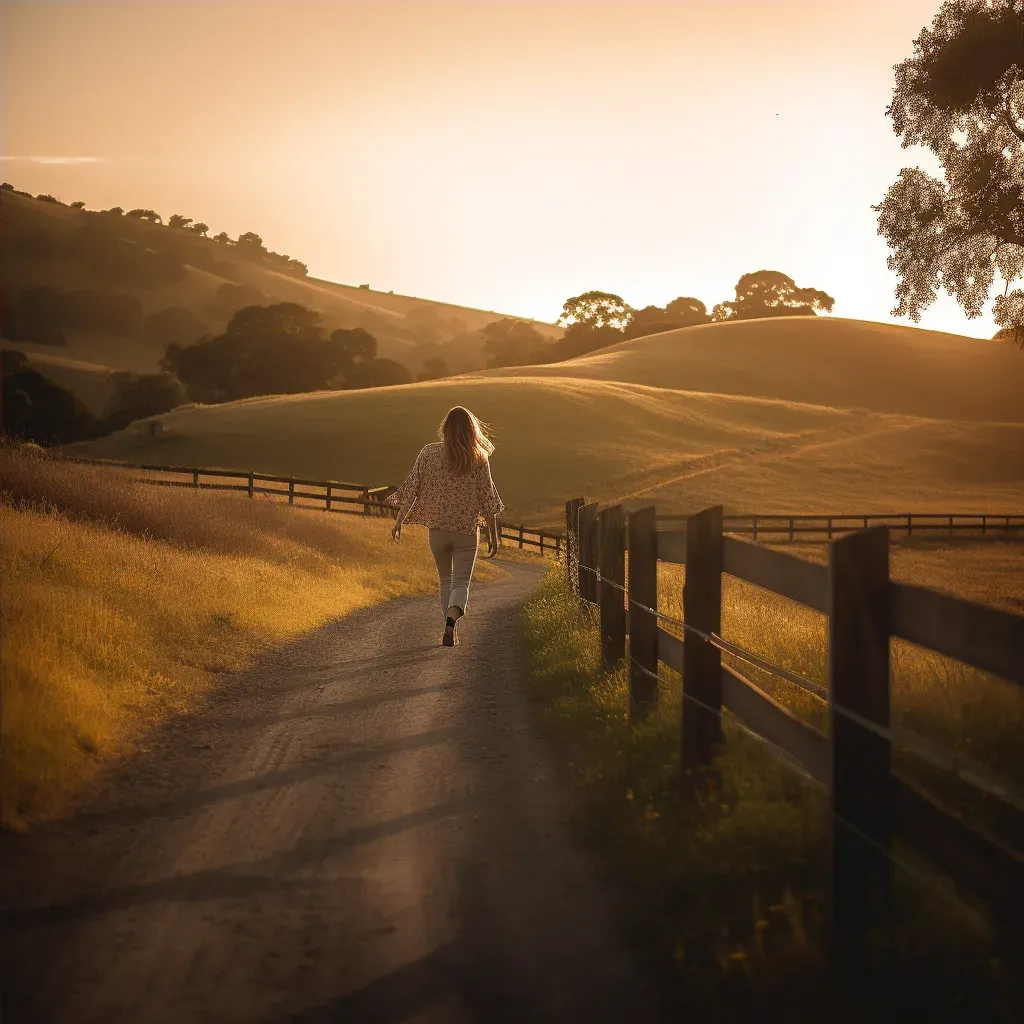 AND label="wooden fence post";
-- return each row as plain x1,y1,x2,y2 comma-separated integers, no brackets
192,469,199,489
628,506,658,721
566,498,585,590
539,532,544,557
519,525,525,550
682,506,723,774
248,472,255,499
829,525,892,960
599,505,626,669
578,503,600,603
326,484,333,511
288,480,295,505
